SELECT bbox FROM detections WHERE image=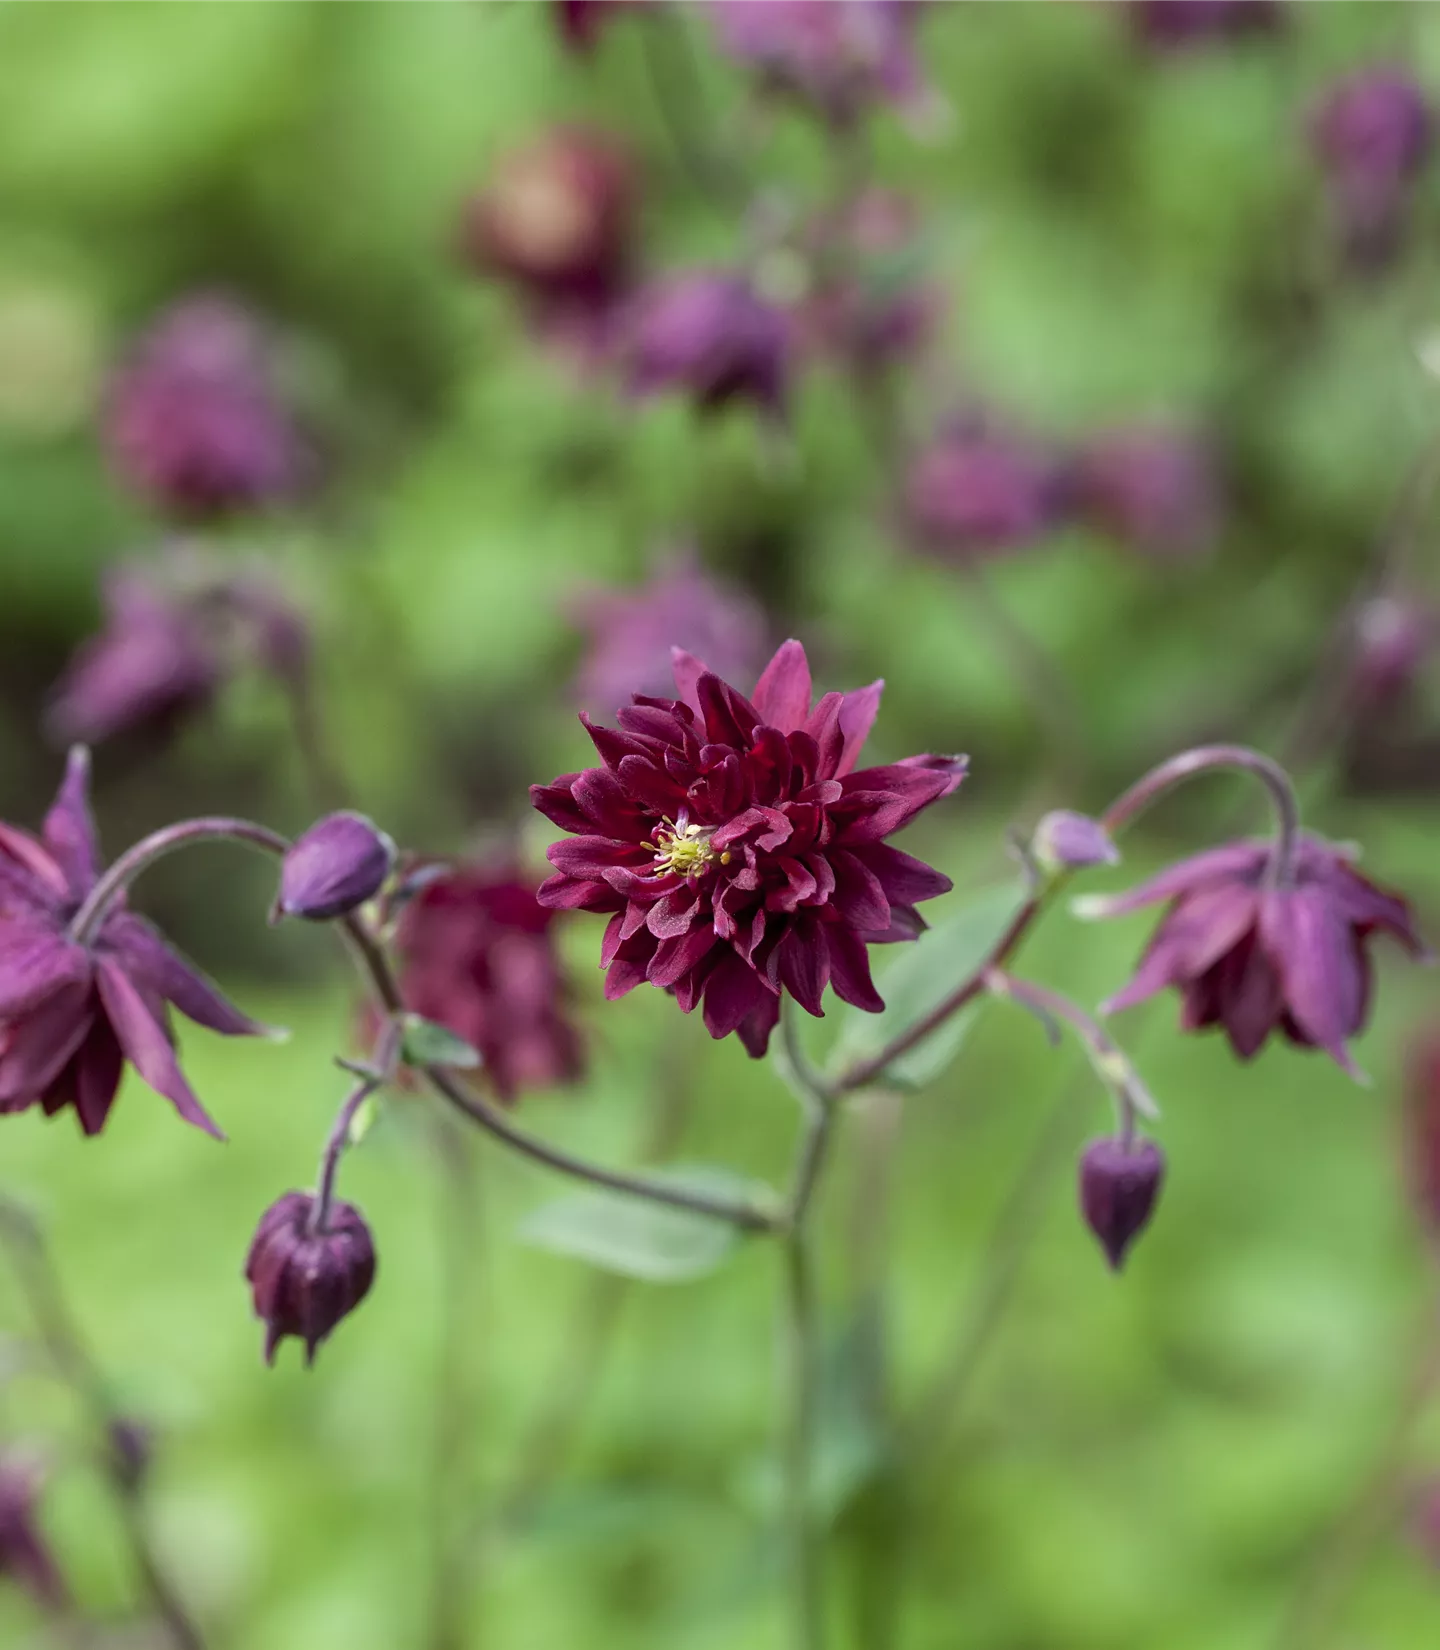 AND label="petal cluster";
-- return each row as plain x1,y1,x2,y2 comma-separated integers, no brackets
1094,834,1425,1073
532,640,965,1056
0,749,264,1137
